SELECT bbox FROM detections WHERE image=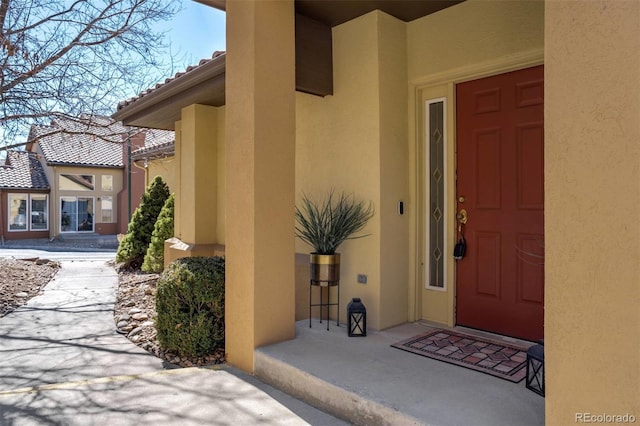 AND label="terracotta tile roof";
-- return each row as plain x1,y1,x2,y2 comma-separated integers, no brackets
32,116,129,168
0,151,49,190
117,51,226,111
131,128,175,160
